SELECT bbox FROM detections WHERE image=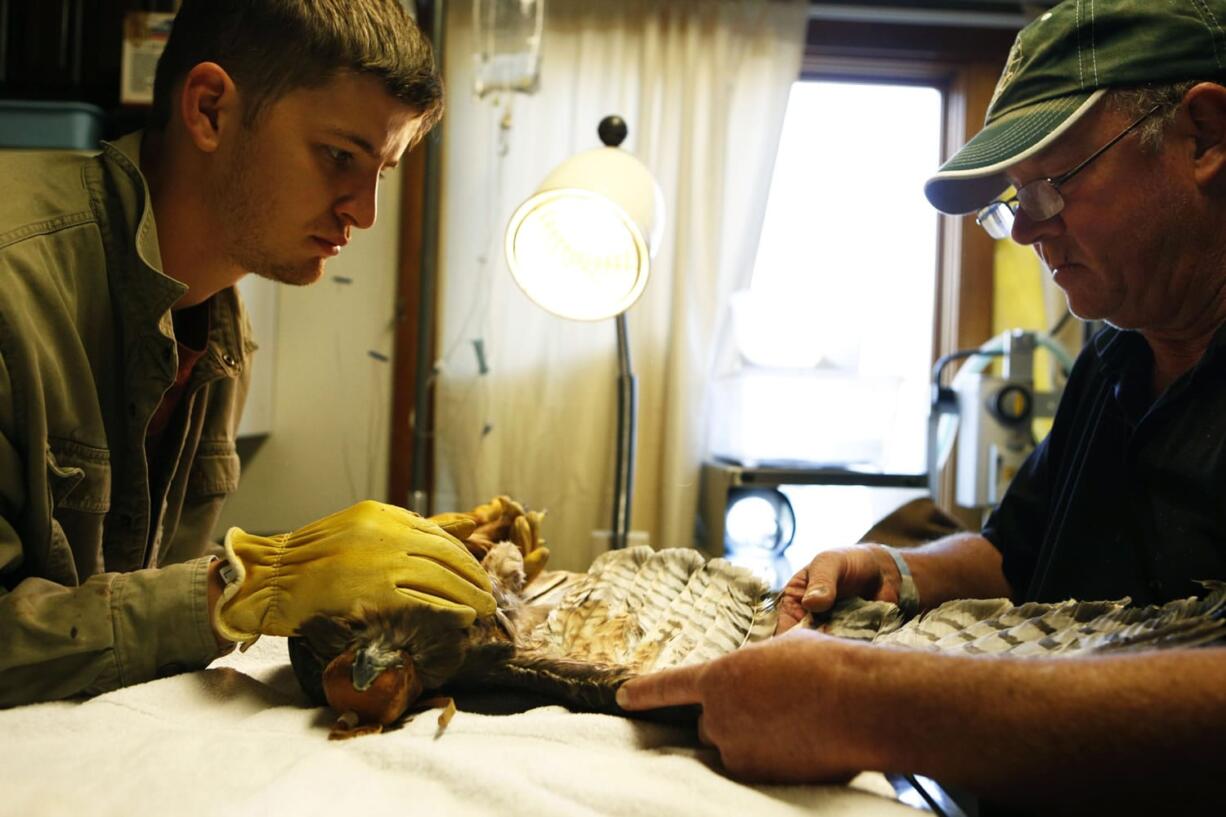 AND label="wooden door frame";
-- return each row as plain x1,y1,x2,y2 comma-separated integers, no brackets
388,0,443,512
